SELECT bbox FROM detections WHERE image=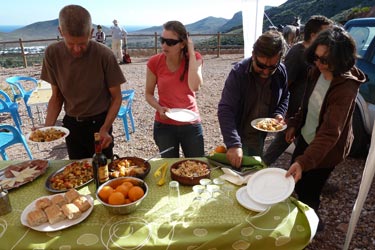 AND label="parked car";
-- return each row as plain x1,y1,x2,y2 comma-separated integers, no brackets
344,18,375,157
